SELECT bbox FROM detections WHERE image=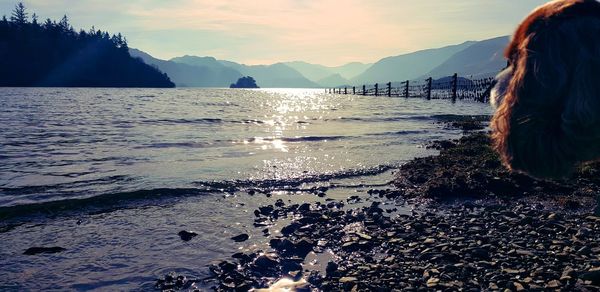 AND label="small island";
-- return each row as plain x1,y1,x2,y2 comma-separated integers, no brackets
230,76,259,88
